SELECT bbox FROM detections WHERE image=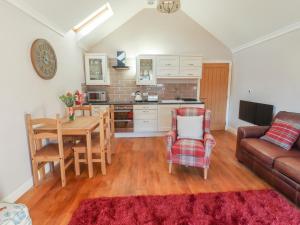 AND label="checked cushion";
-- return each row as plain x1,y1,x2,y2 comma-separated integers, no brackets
261,119,300,150
171,139,205,157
